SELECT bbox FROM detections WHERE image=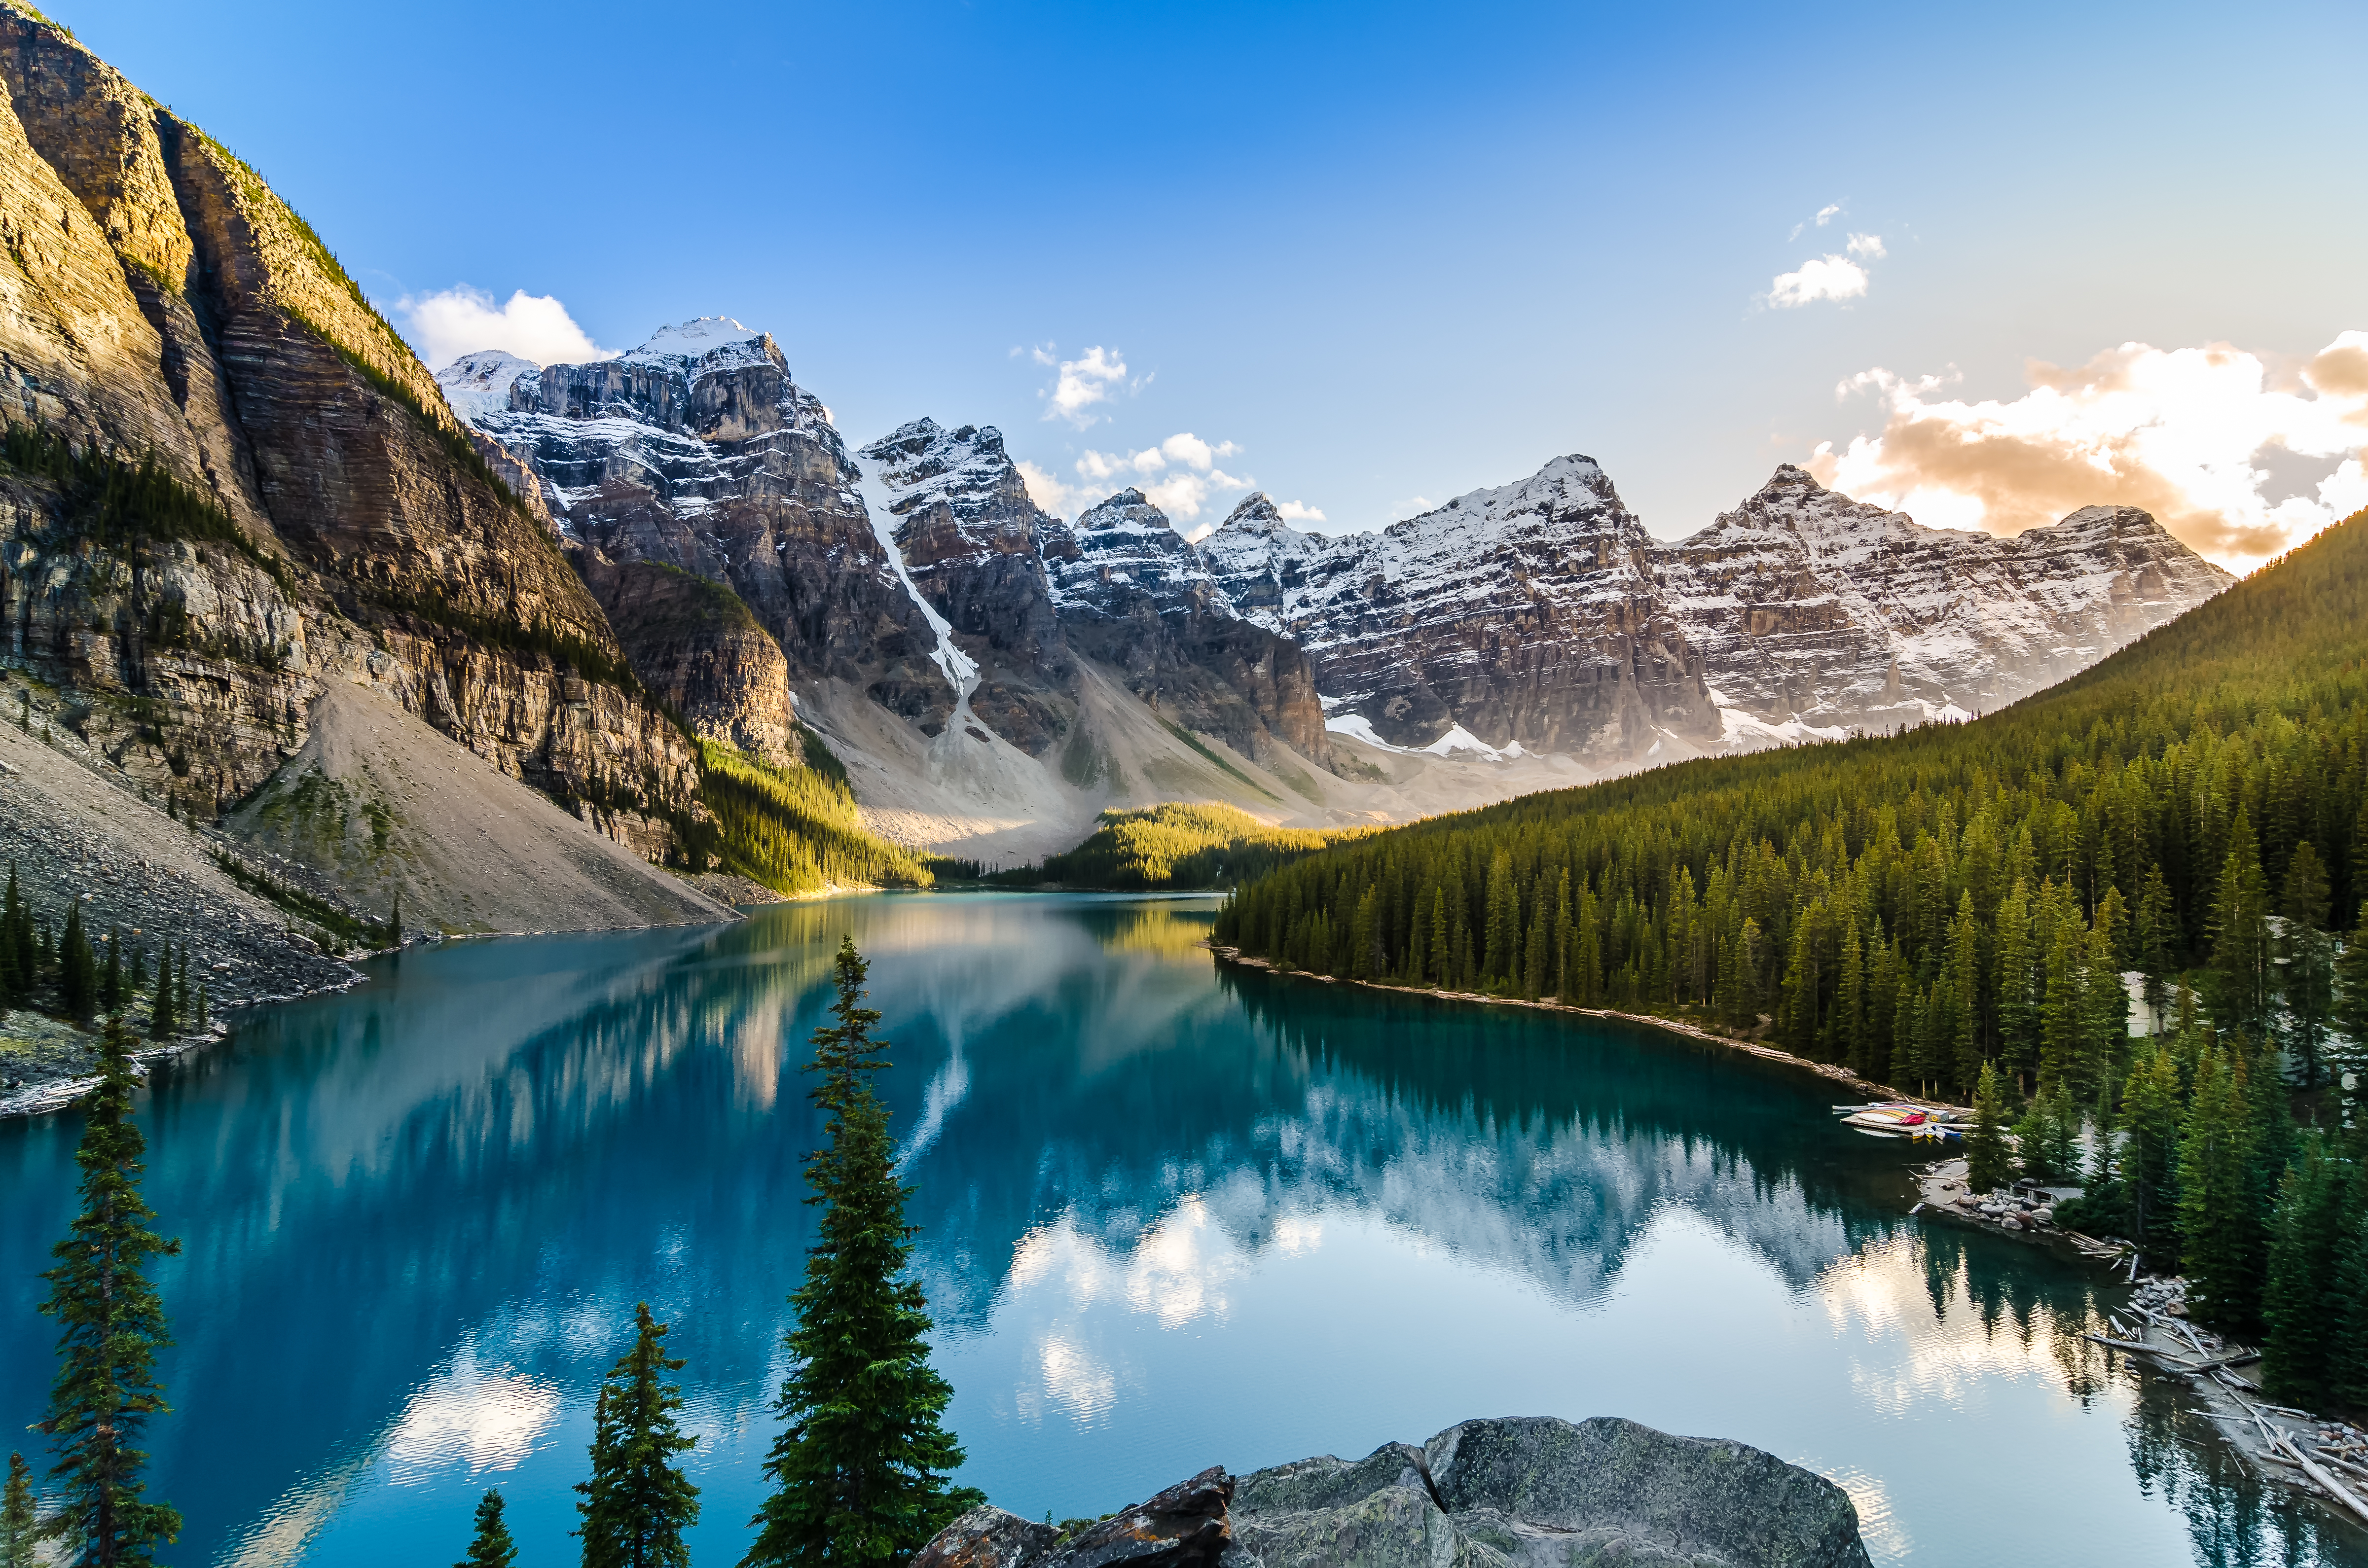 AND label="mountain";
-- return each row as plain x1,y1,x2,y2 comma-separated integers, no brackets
1202,459,2230,763
0,5,726,949
1214,497,2368,1103
1201,456,1716,760
452,386,1381,861
1656,464,2232,742
440,321,955,764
